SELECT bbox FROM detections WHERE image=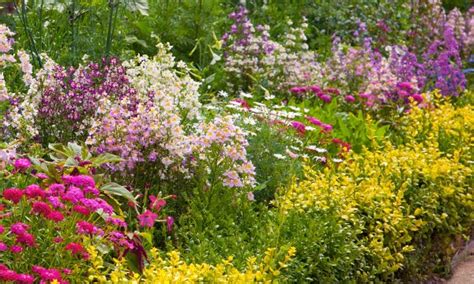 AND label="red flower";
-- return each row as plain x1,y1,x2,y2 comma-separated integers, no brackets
65,242,85,255
72,205,90,216
3,188,24,204
31,201,52,216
